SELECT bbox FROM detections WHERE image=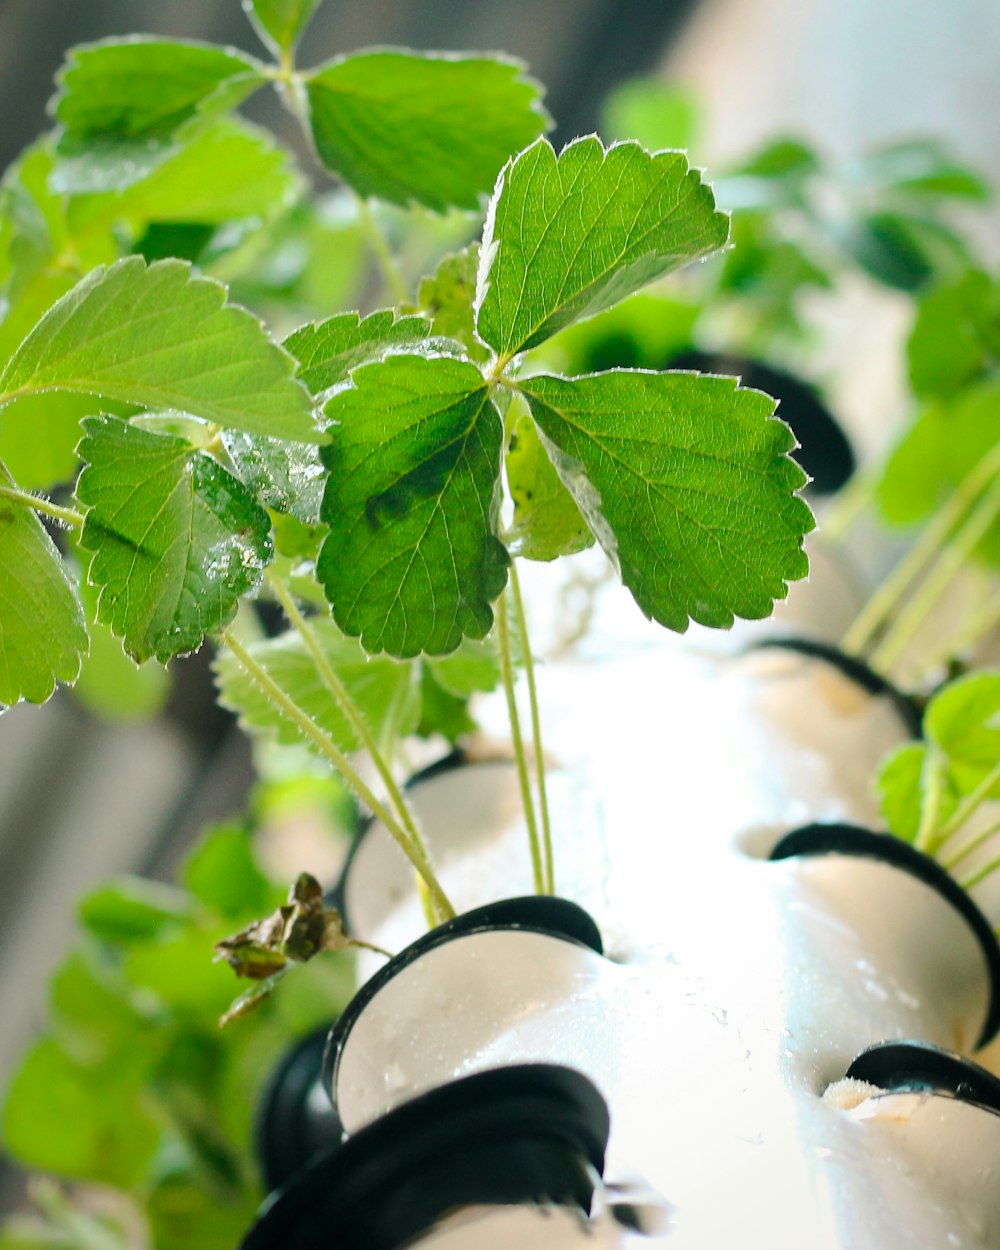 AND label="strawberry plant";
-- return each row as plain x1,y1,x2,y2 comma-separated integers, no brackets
0,1,812,916
0,8,820,1245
